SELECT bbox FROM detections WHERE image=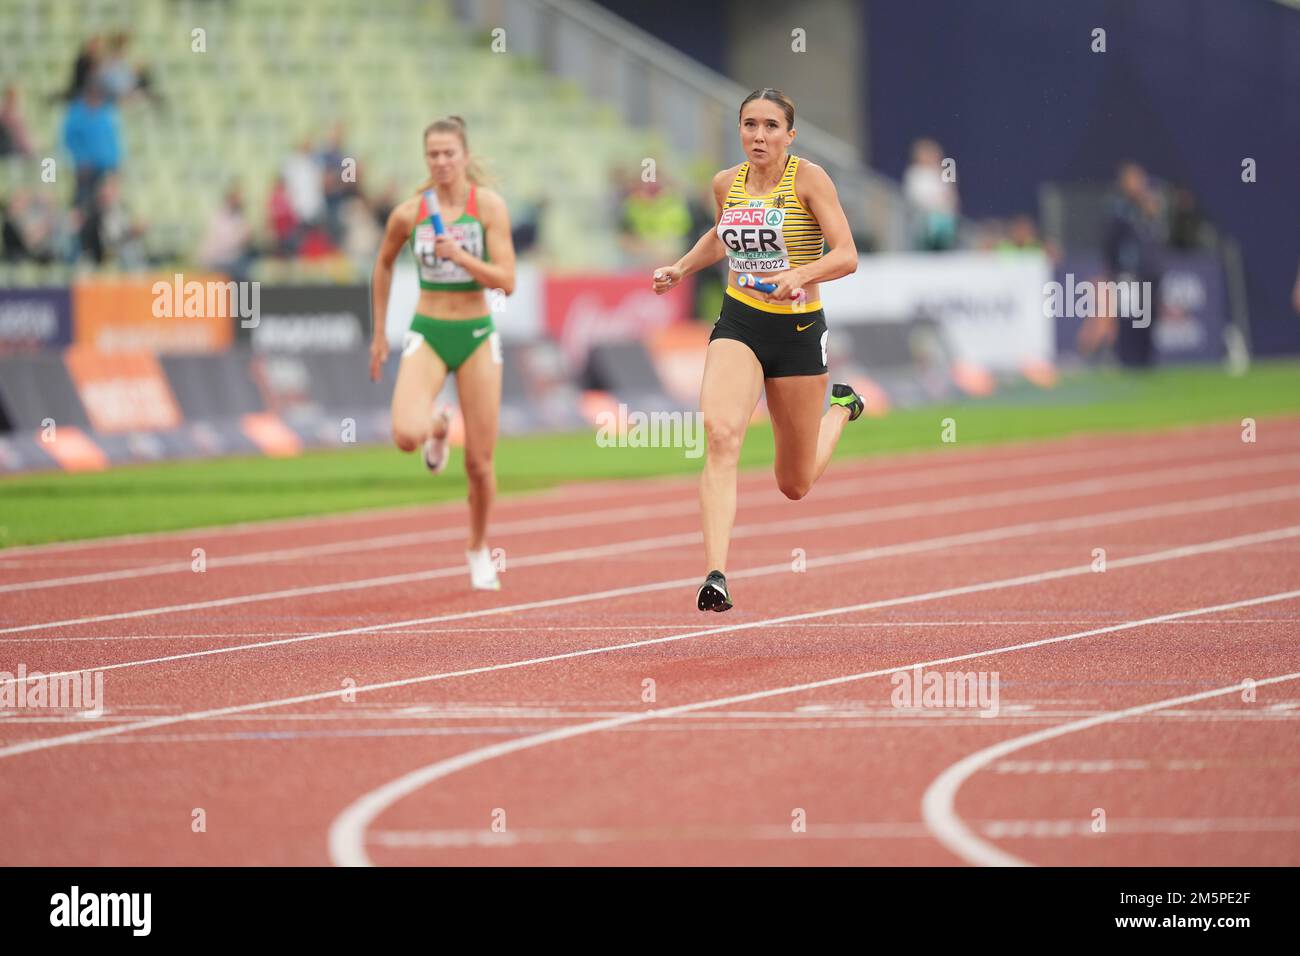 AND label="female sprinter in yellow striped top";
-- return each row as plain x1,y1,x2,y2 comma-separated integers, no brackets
652,89,863,612
369,116,516,591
